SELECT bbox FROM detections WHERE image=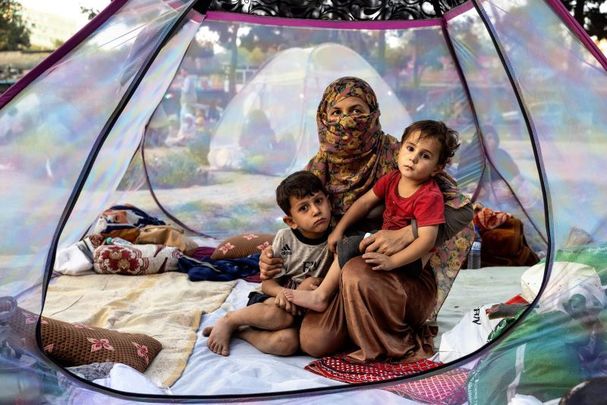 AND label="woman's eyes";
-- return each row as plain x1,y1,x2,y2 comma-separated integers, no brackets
329,108,365,117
